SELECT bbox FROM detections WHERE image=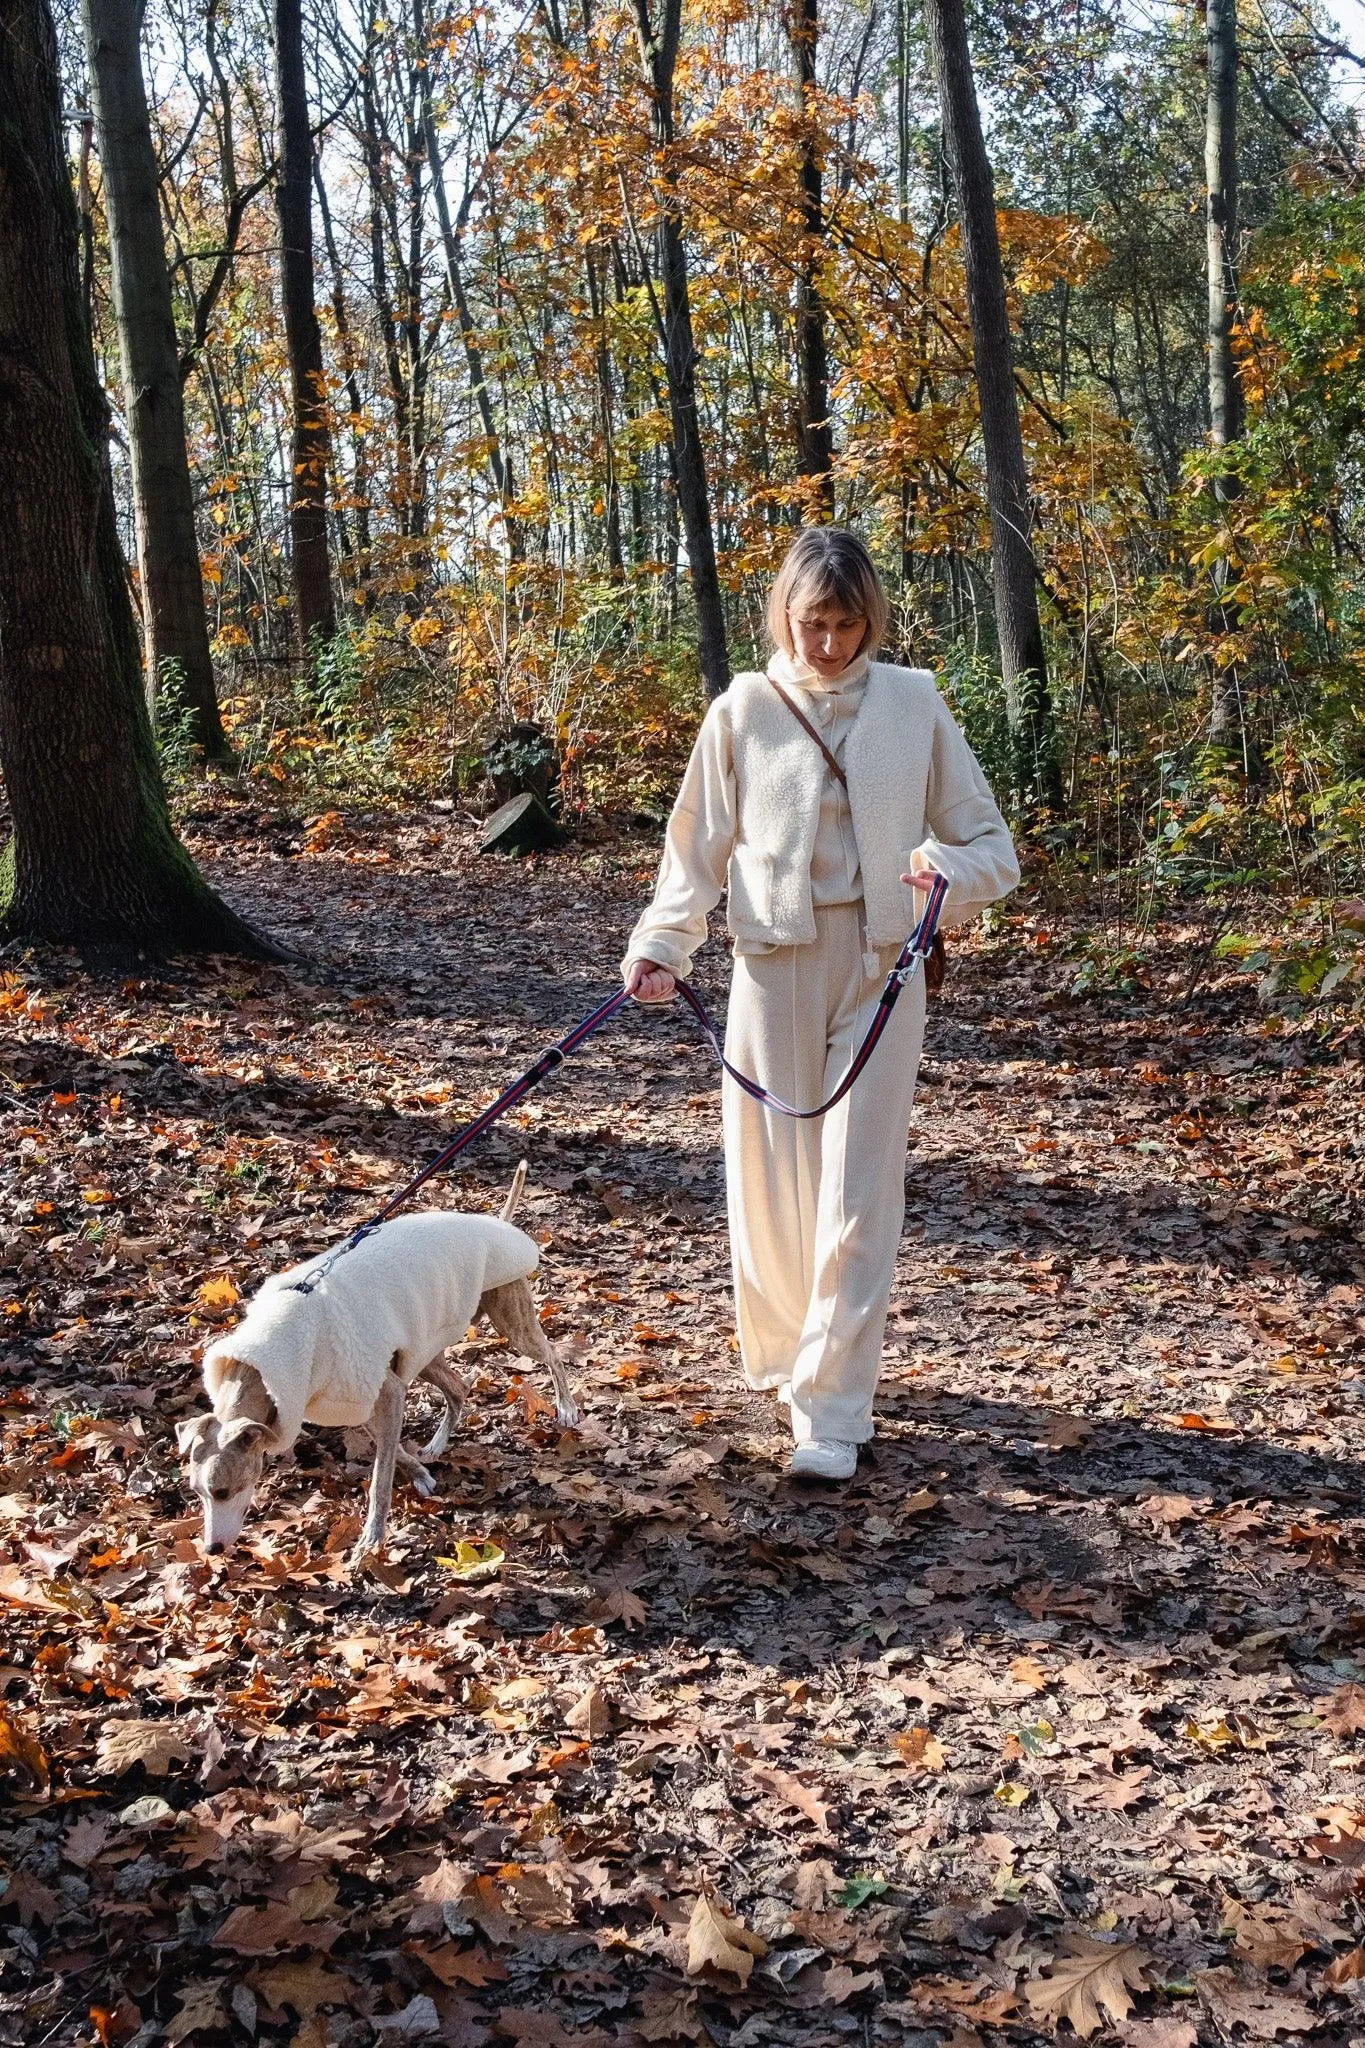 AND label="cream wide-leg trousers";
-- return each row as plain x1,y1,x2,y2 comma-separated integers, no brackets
721,899,927,1446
